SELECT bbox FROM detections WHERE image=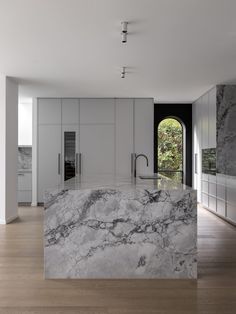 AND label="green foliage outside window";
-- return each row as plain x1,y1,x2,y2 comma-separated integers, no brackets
158,118,183,182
